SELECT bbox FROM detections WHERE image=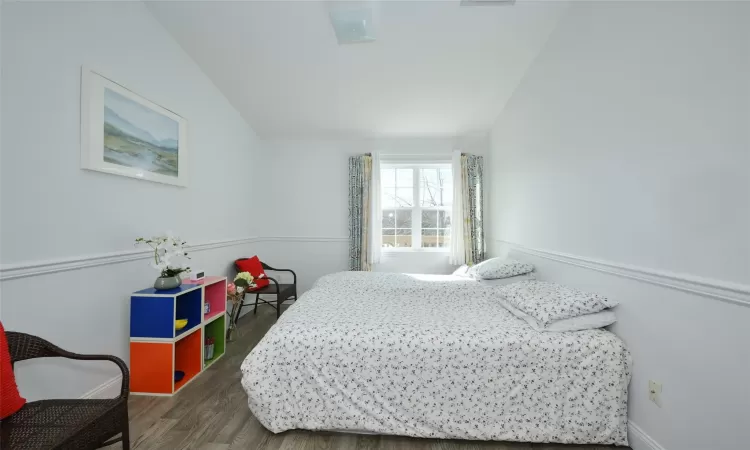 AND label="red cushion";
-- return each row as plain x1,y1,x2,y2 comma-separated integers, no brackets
236,256,269,291
0,321,26,419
